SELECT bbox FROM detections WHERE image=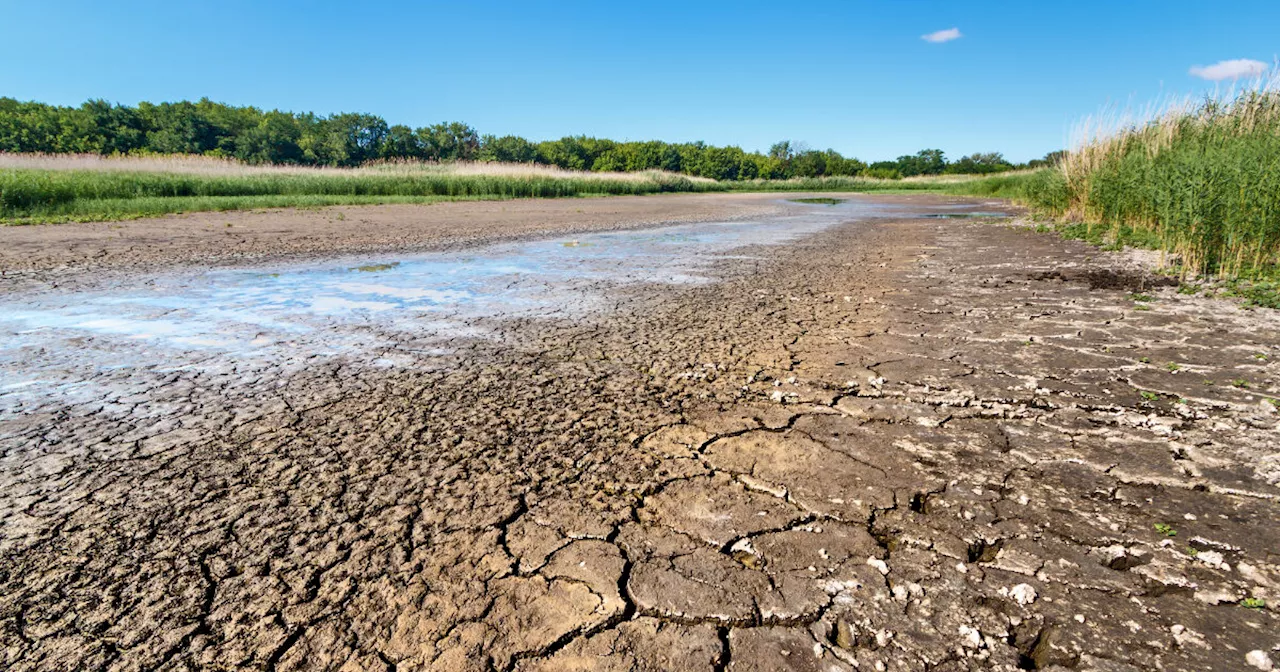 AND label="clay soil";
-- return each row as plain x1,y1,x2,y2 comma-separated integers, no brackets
2,195,1278,671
